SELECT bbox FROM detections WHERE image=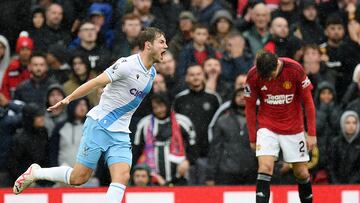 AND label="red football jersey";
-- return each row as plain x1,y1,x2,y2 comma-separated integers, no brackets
245,57,316,142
